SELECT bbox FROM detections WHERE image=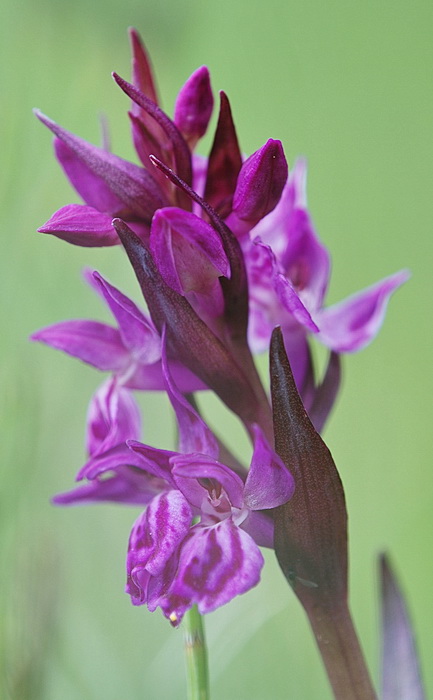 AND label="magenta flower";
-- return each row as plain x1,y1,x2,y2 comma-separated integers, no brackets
244,159,409,391
31,269,204,392
54,343,294,624
125,426,292,625
33,28,408,624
